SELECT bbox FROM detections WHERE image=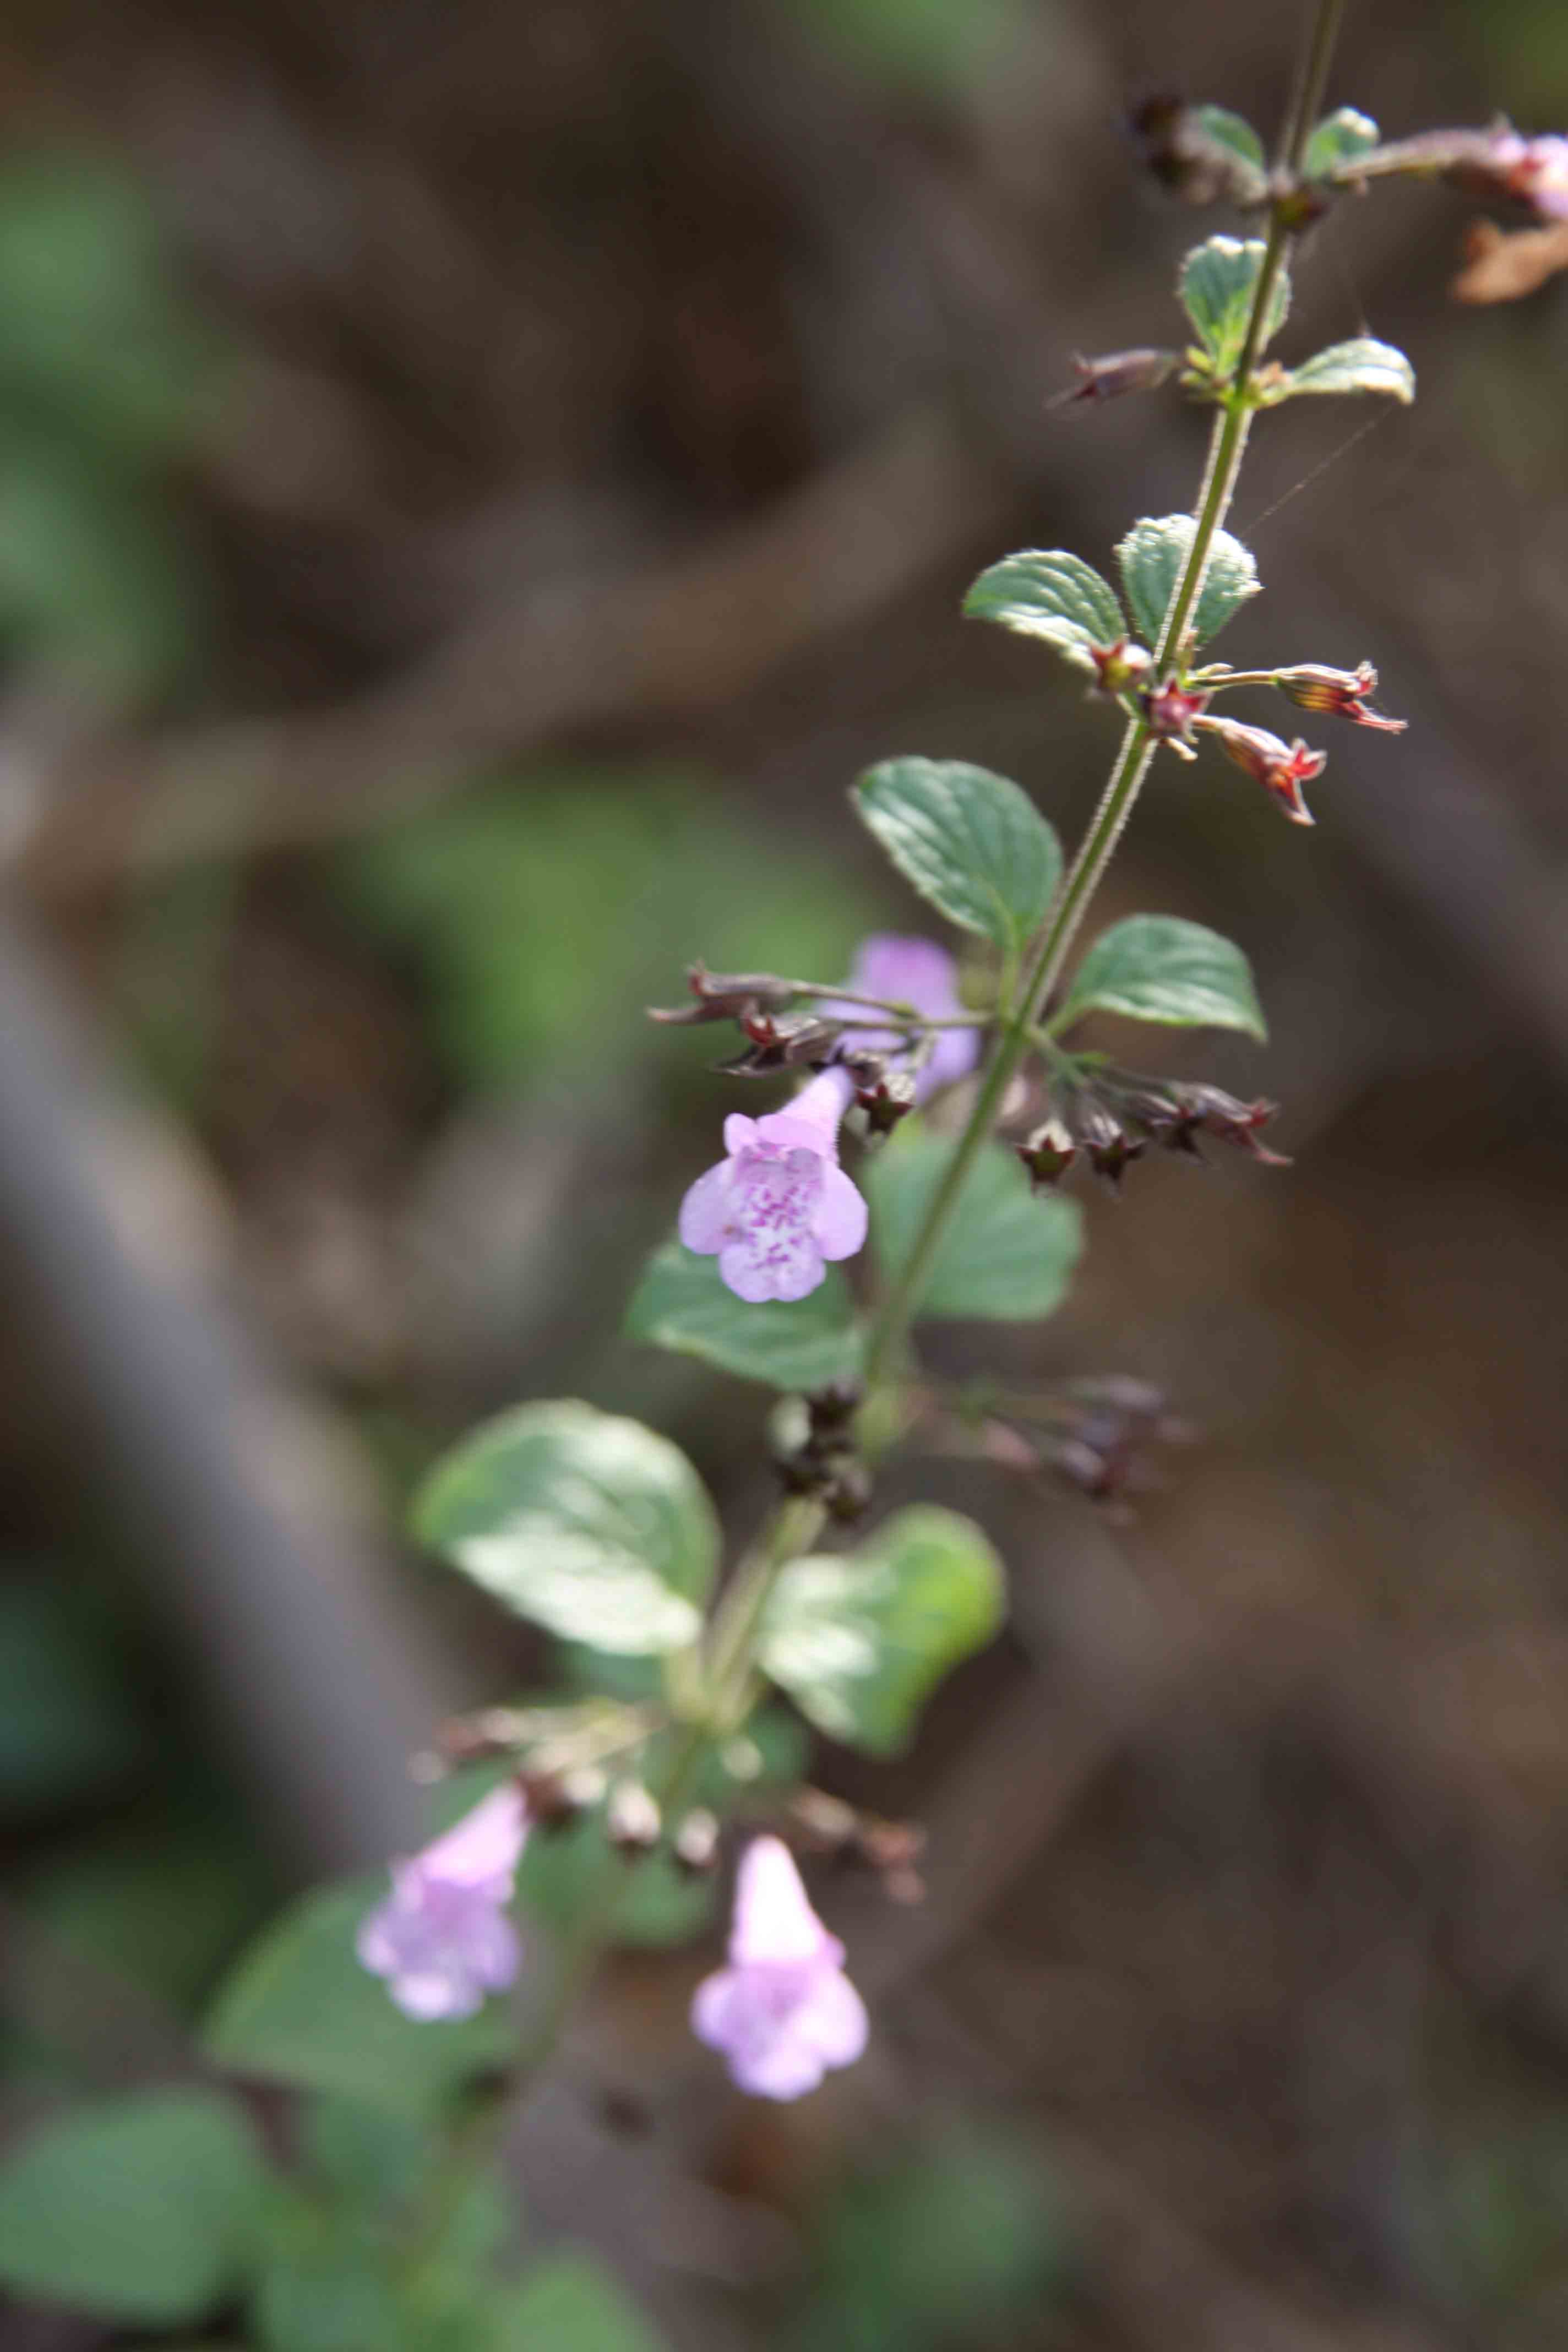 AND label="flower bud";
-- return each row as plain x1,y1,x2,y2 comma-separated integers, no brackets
1088,638,1155,698
1272,661,1406,732
1016,1118,1079,1190
674,1808,721,1876
1196,715,1325,824
1142,676,1211,743
607,1780,662,1855
1052,348,1180,409
717,1012,843,1075
648,962,797,1026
